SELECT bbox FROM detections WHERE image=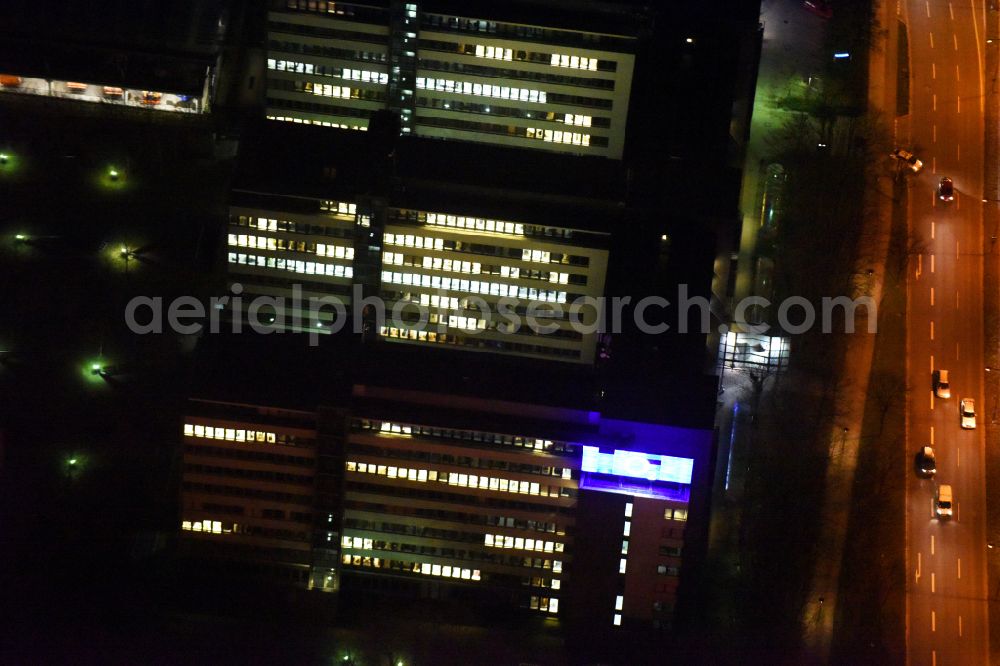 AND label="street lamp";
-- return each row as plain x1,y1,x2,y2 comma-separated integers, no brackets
0,153,8,165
